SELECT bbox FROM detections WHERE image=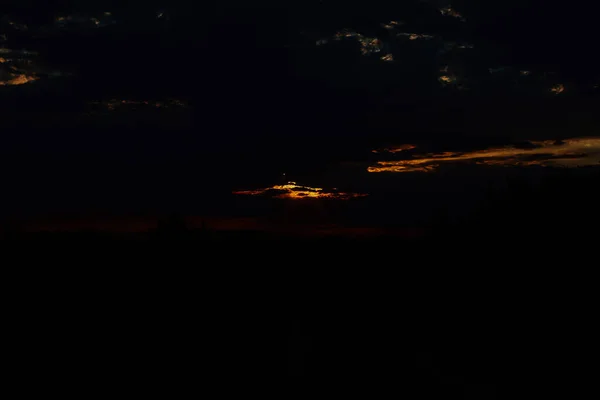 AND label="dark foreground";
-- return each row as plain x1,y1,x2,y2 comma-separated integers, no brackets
2,216,596,399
